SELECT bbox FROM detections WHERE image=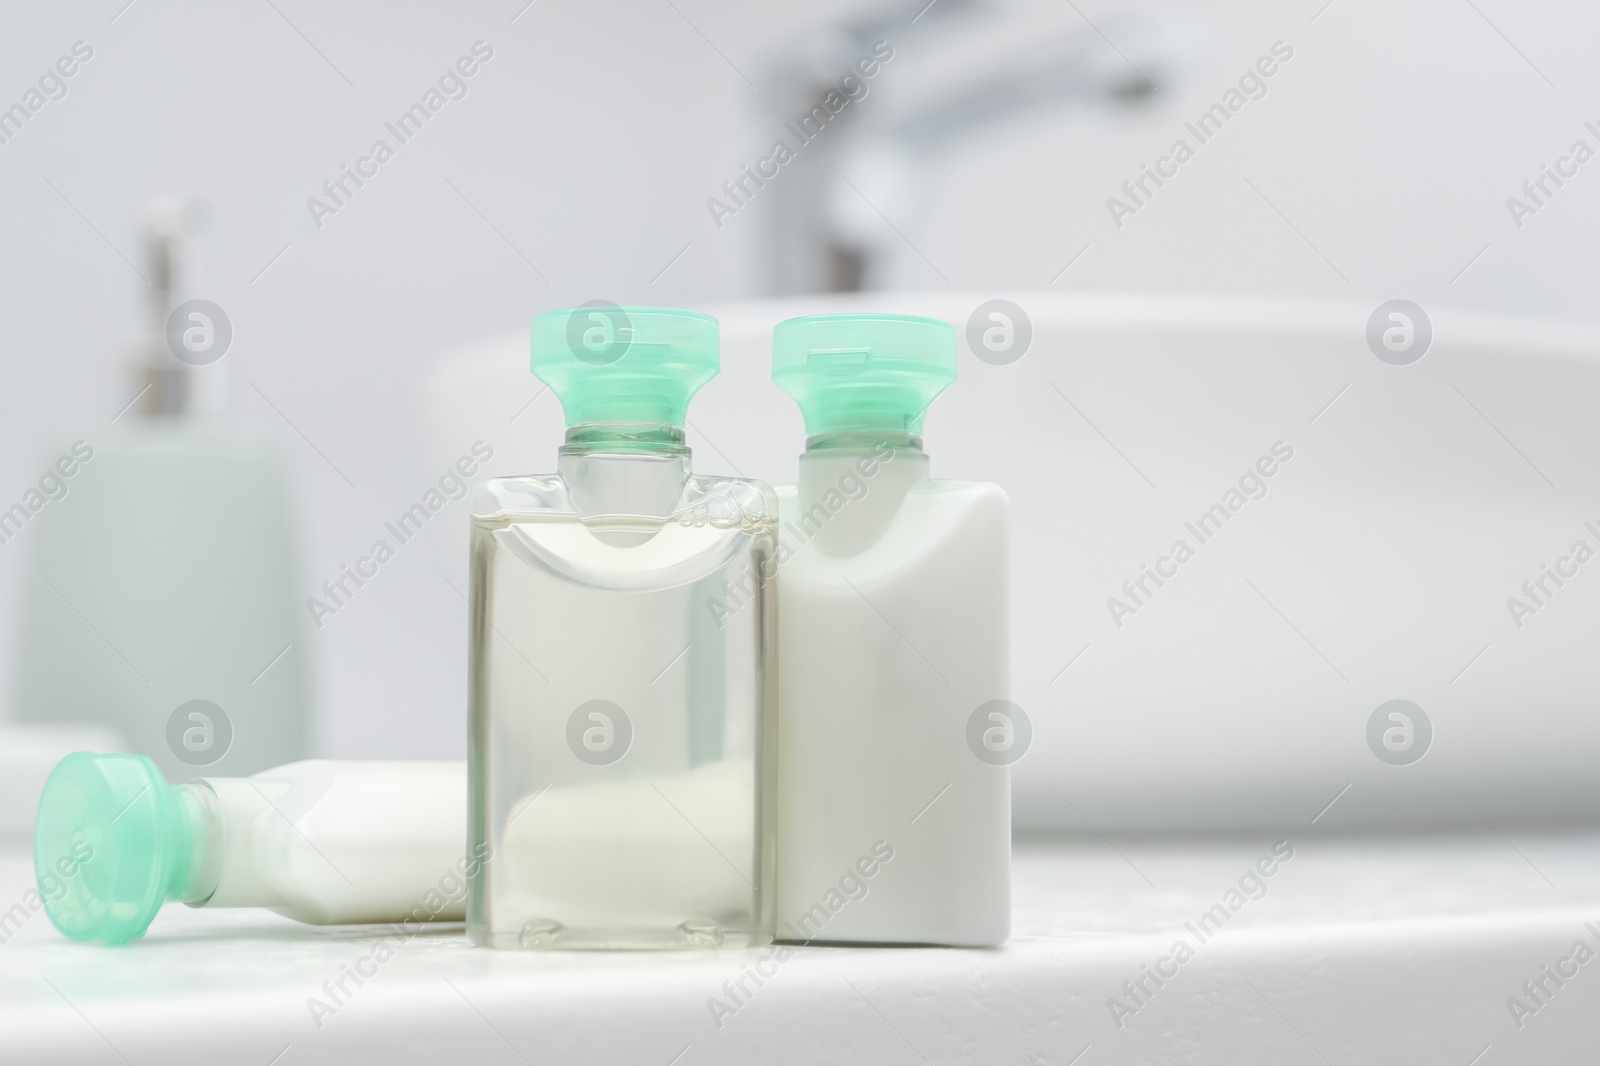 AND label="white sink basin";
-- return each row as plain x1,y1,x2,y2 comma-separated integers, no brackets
429,292,1600,834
